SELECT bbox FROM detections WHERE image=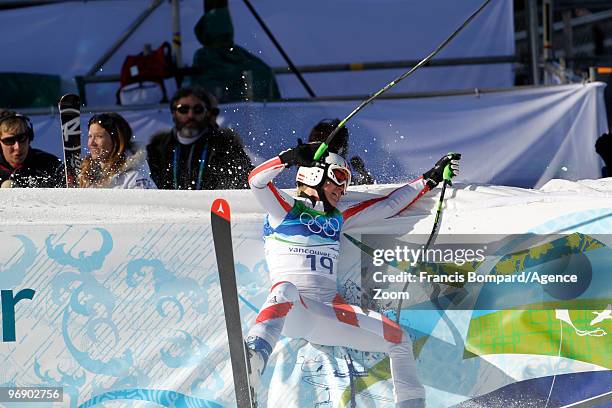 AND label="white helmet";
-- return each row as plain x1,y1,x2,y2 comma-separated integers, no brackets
296,152,352,194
